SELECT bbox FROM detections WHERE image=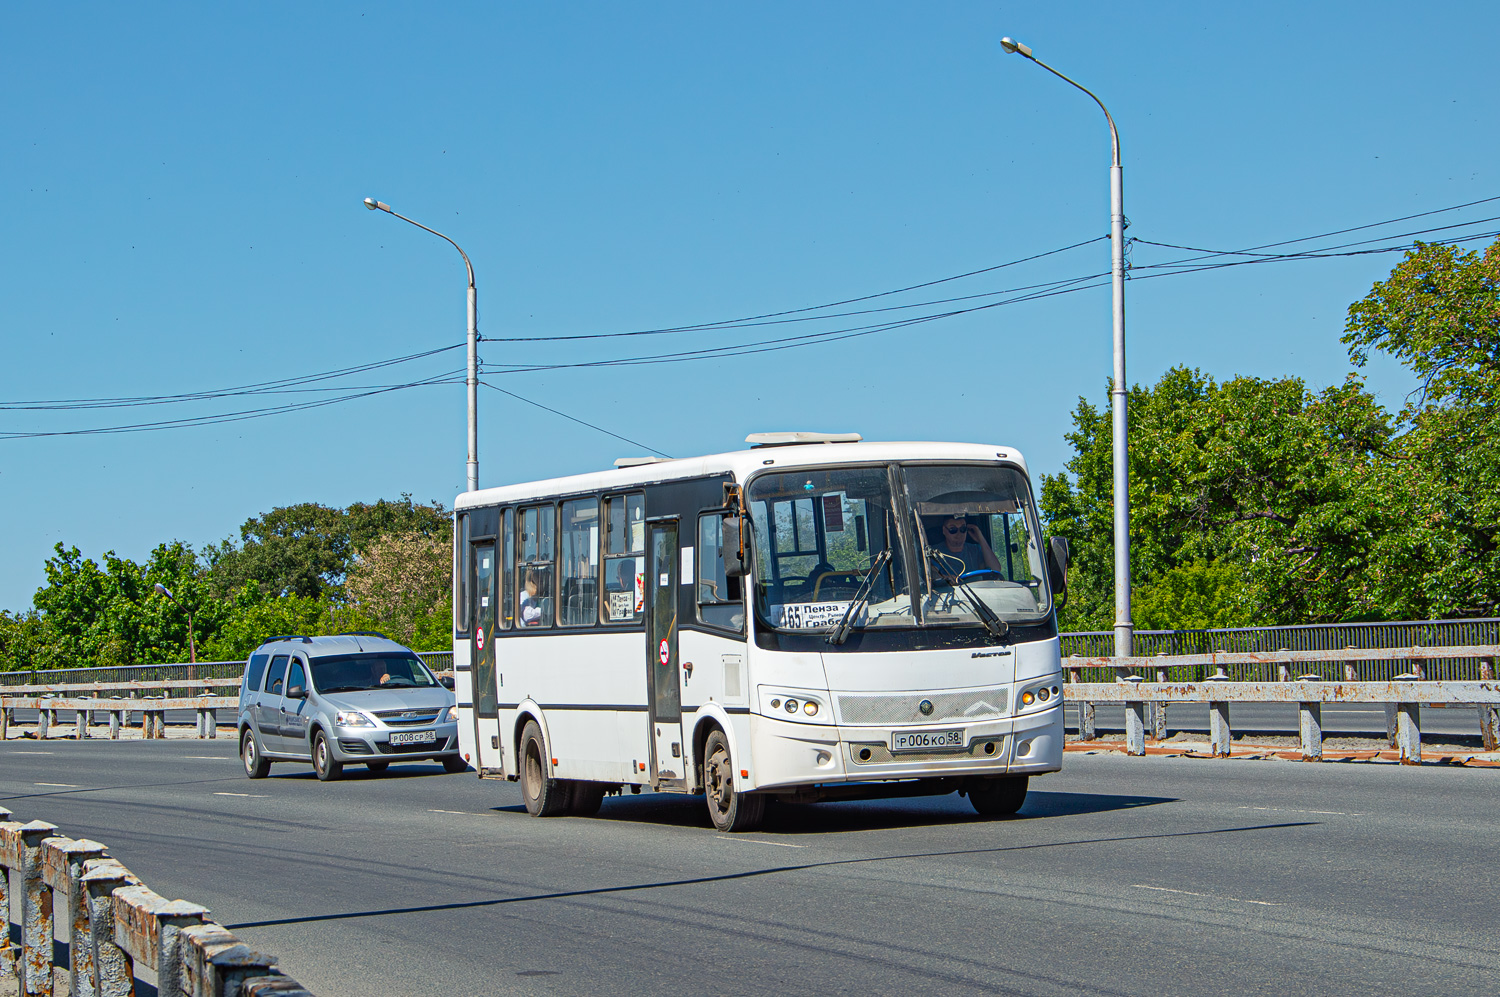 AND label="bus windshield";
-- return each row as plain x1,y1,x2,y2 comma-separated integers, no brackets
747,462,1050,634
748,466,914,632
